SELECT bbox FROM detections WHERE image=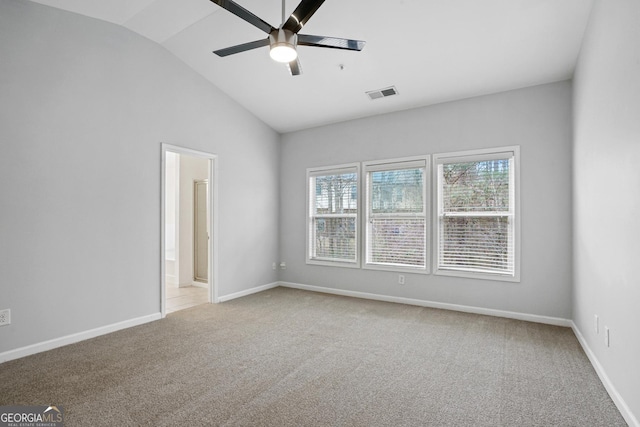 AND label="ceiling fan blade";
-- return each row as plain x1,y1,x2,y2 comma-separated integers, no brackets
210,0,275,34
282,0,325,33
213,38,270,57
288,58,302,76
297,34,366,51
